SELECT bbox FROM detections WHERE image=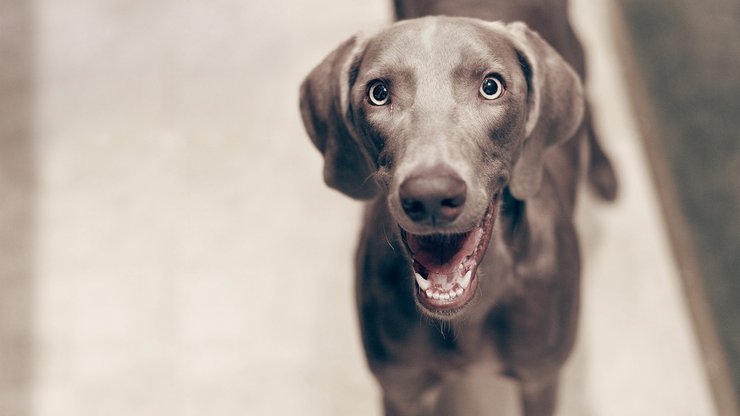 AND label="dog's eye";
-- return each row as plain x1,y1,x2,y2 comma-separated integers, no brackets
480,76,504,100
368,80,390,106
